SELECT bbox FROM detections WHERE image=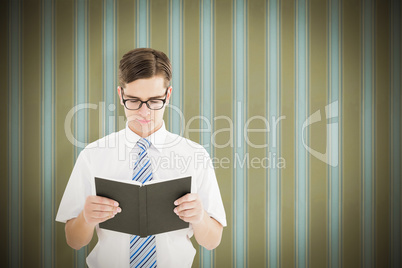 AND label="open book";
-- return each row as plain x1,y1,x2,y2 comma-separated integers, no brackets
95,176,191,237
